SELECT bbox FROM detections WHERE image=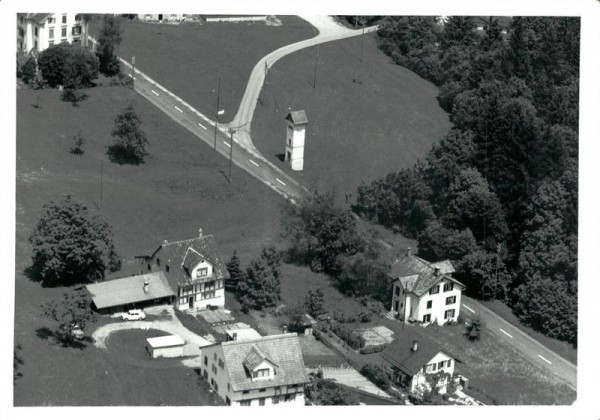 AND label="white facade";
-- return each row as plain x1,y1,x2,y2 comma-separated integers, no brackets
285,120,306,171
137,14,187,22
146,335,185,358
17,13,87,54
175,259,225,311
201,344,306,407
409,351,456,392
392,279,462,326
